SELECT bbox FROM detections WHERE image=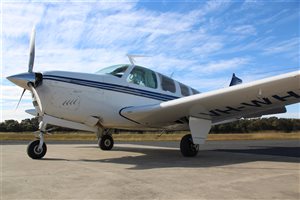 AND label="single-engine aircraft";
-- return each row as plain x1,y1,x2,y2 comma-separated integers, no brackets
7,28,300,159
